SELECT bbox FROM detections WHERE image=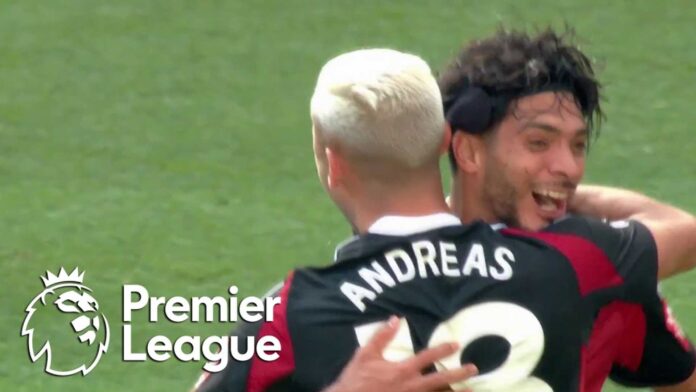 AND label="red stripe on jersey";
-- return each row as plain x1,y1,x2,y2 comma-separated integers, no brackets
615,303,647,371
662,299,691,351
502,229,623,295
246,272,296,392
582,302,647,392
578,346,587,392
583,306,621,392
